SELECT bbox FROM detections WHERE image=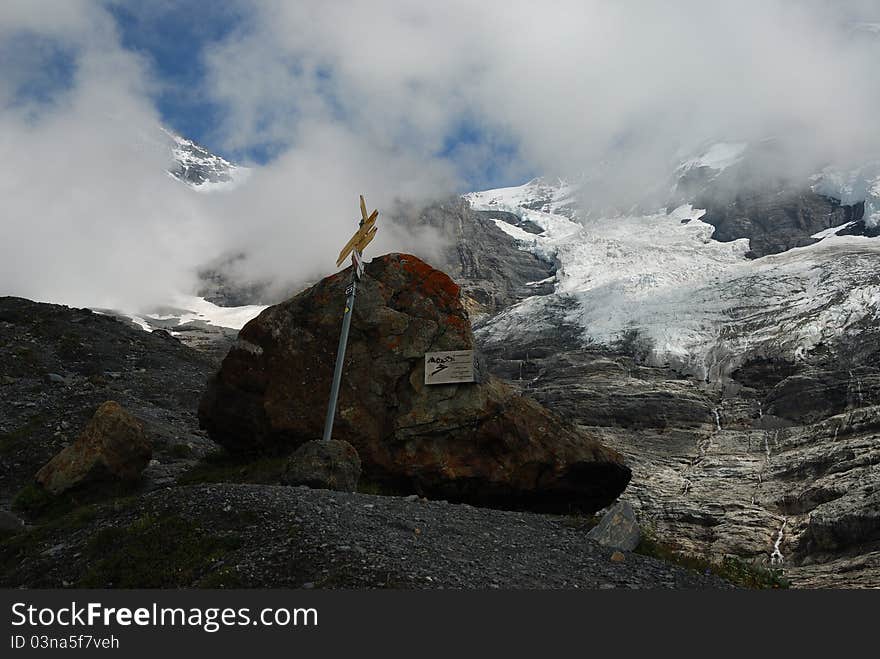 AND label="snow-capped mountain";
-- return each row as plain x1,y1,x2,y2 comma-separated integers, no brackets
161,127,251,191
459,146,880,588
100,129,264,338
468,145,880,382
